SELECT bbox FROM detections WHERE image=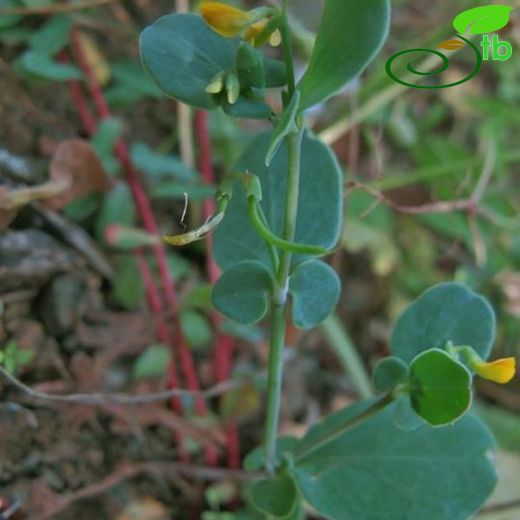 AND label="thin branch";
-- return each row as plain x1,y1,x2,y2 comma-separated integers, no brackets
348,181,473,215
0,364,245,406
347,138,498,219
0,0,119,16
